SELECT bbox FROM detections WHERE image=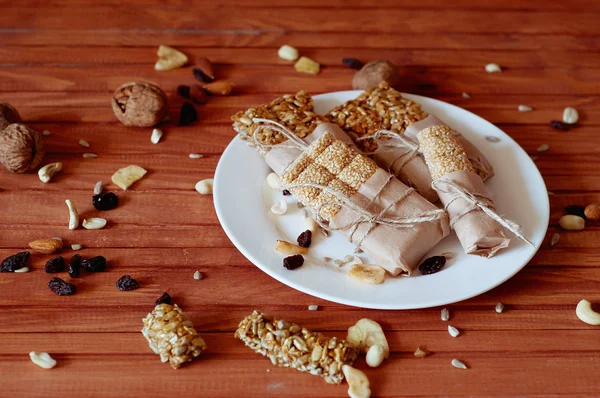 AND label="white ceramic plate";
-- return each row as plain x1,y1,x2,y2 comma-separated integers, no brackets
214,91,549,309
